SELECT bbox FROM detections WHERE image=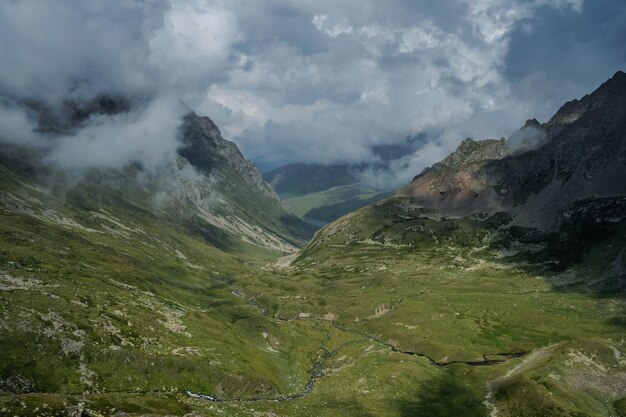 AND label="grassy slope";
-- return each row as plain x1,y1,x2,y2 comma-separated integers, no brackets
214,160,316,248
0,162,324,415
282,184,391,224
1,165,625,416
